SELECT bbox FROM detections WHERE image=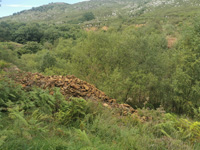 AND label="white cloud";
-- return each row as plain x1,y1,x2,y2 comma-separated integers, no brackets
5,4,34,8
